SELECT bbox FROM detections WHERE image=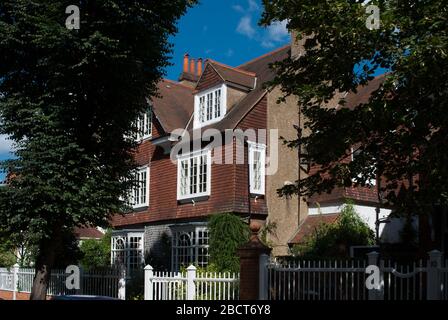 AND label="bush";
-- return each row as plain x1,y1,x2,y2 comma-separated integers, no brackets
79,230,111,268
292,201,375,258
208,213,250,273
